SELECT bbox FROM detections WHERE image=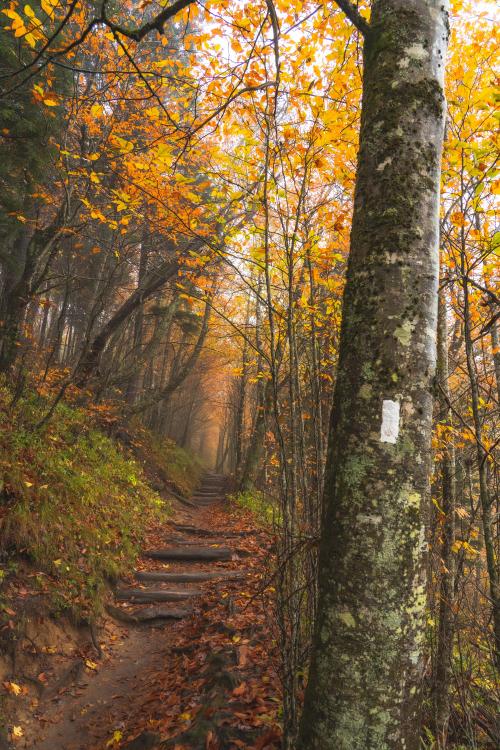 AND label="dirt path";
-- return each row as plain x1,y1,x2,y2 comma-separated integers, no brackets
21,475,279,750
